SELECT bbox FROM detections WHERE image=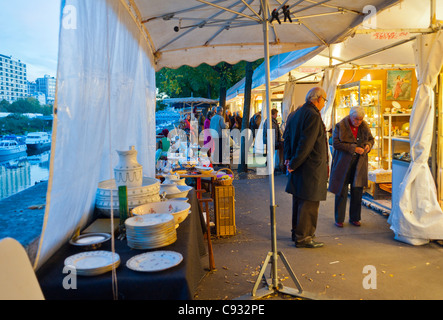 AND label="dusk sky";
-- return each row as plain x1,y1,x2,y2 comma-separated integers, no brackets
0,0,61,81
